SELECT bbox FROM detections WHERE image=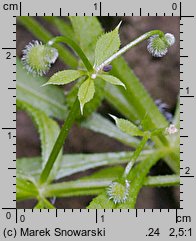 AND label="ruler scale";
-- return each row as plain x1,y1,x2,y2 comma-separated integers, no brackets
0,0,195,240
